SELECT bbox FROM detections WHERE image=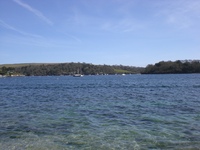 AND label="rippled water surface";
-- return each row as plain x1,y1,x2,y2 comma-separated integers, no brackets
0,74,200,149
